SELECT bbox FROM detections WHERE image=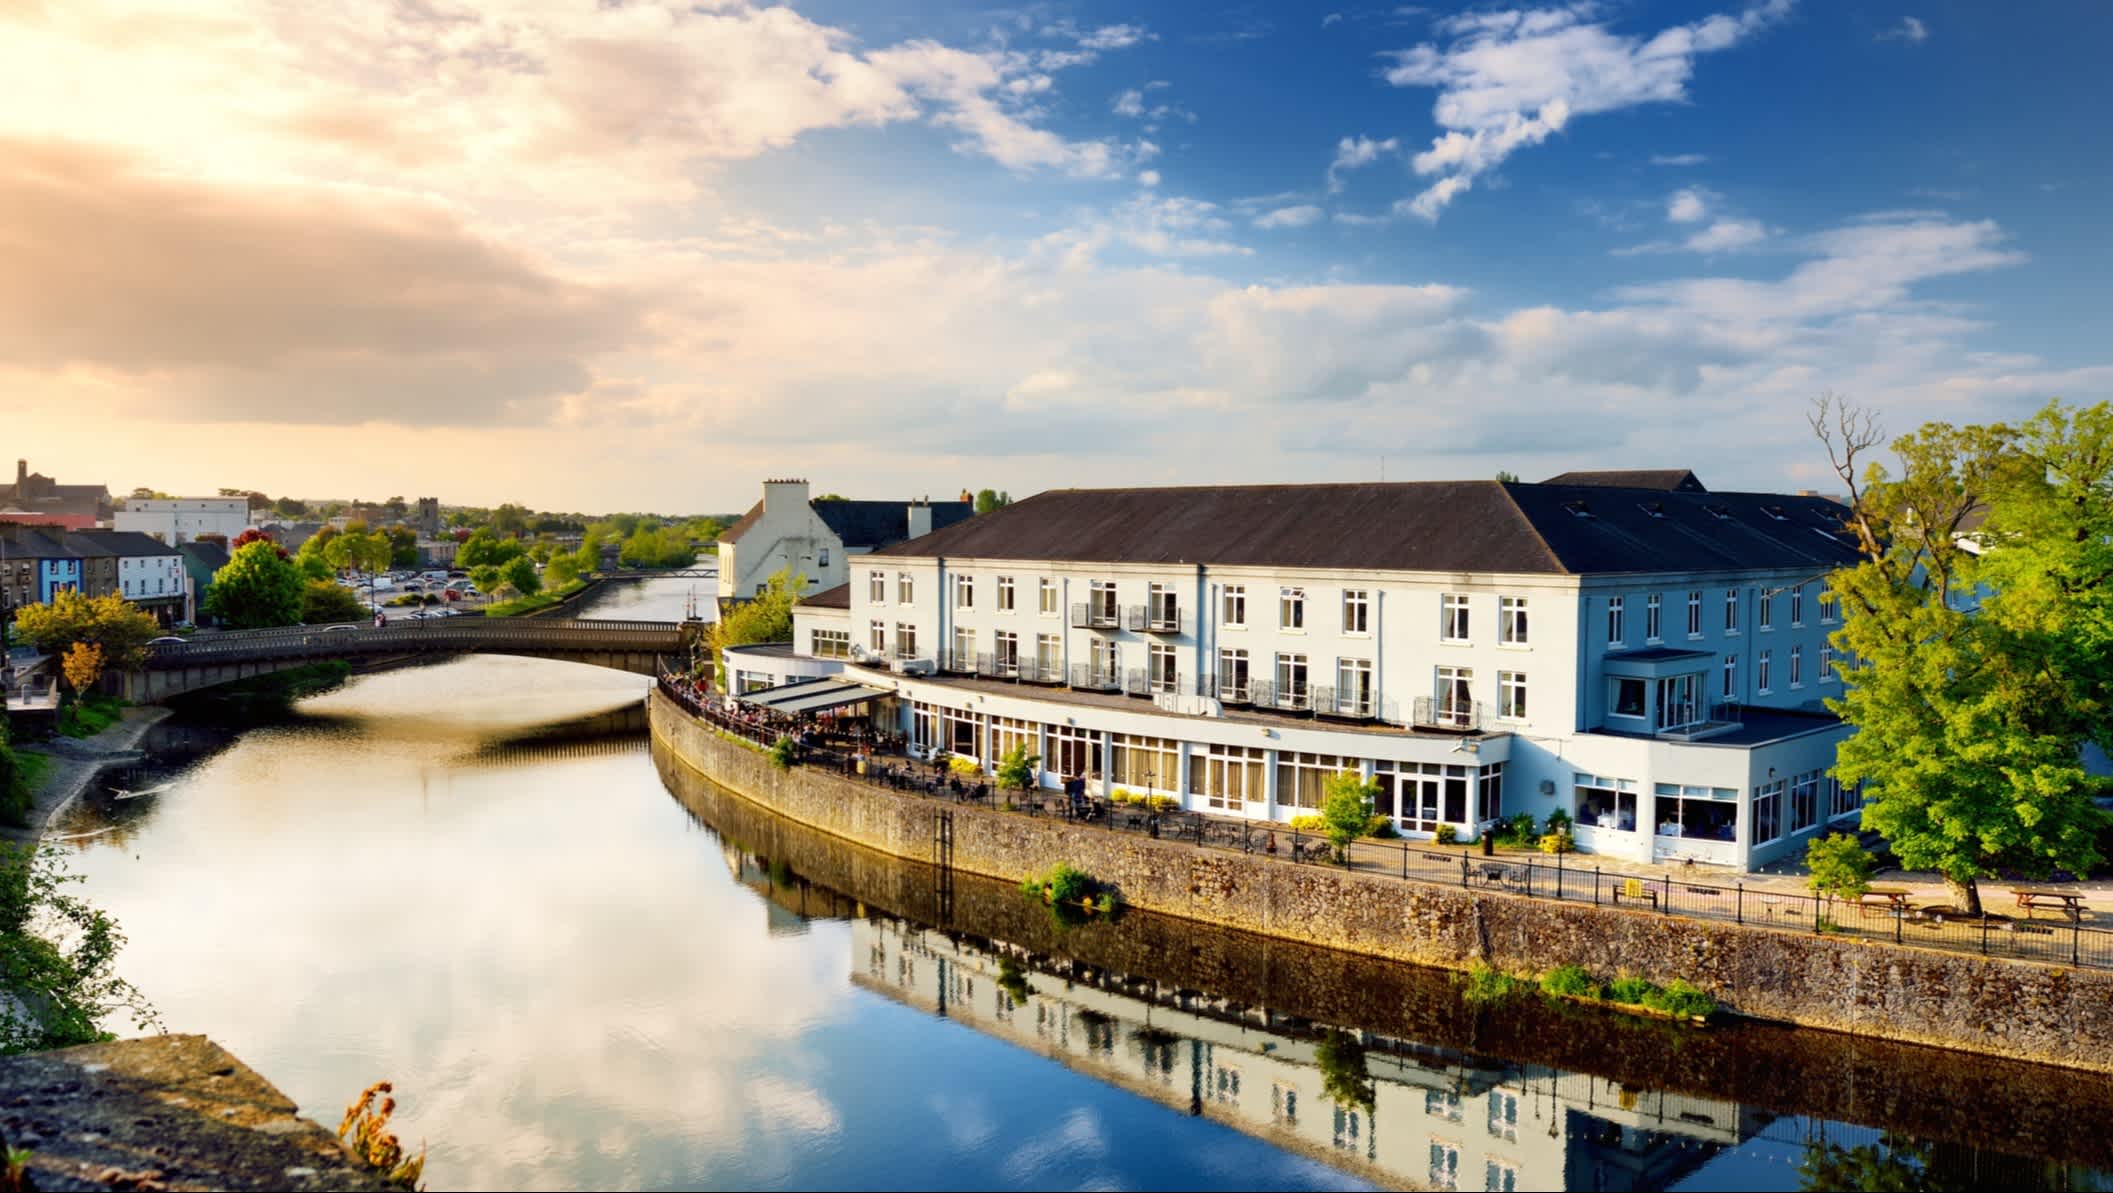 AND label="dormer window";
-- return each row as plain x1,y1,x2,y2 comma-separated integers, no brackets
1762,505,1788,521
1637,502,1665,519
1562,500,1593,519
1705,504,1732,521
